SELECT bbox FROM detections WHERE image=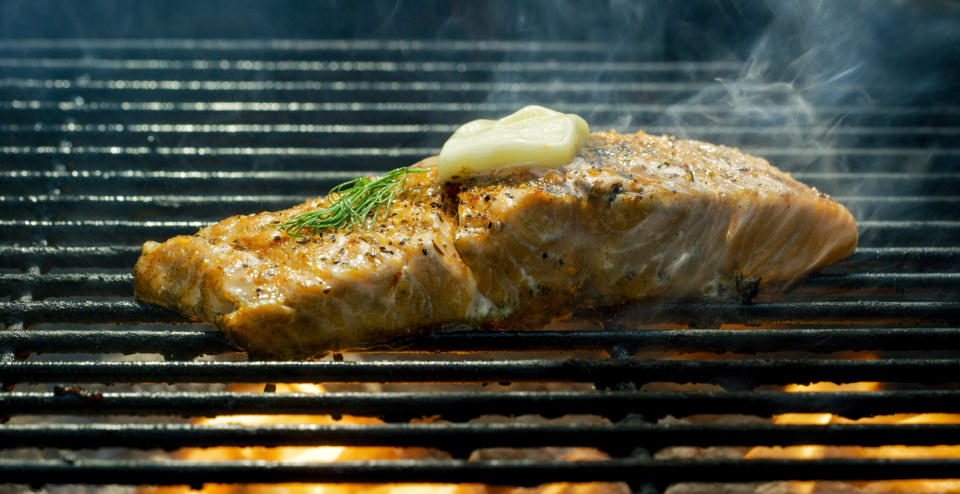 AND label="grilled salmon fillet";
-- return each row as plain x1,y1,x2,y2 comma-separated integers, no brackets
134,130,857,359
